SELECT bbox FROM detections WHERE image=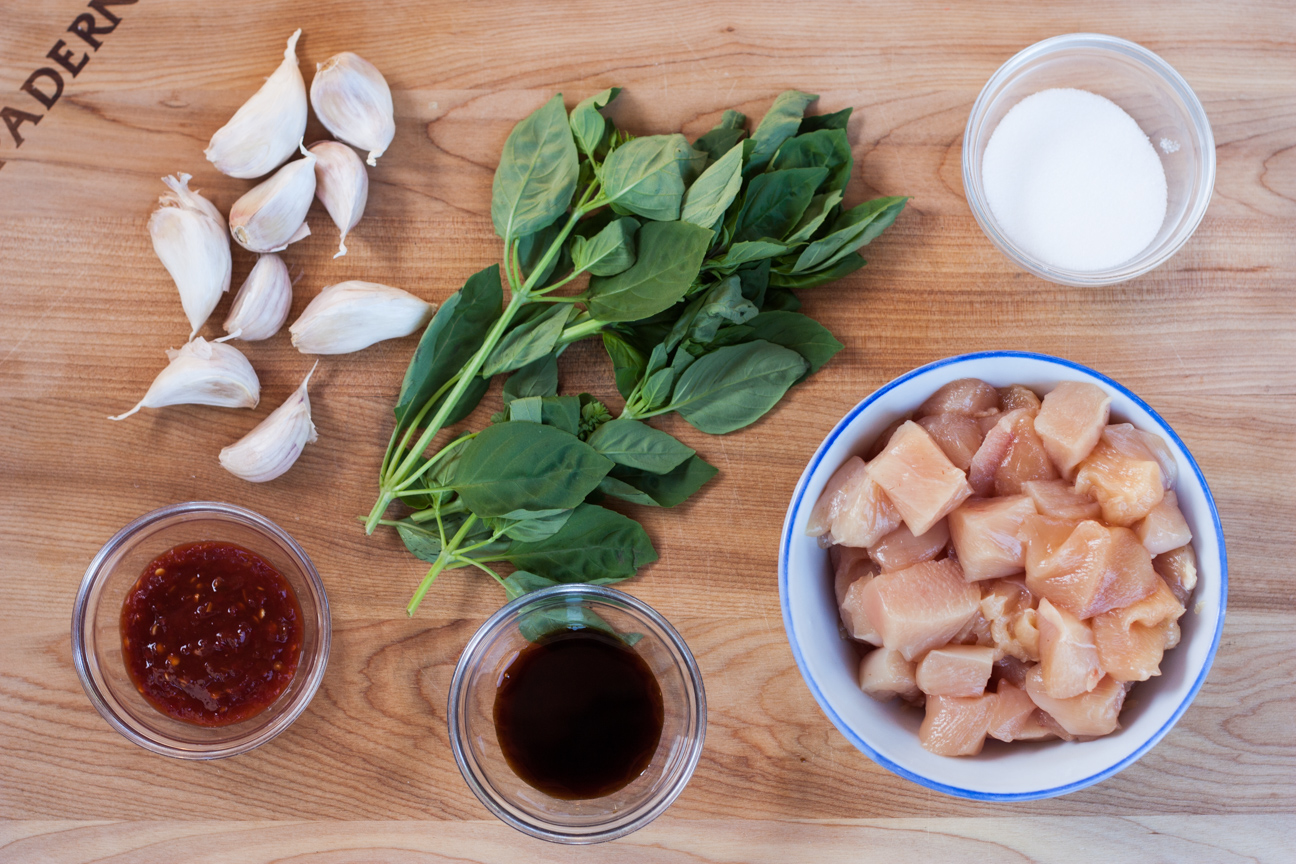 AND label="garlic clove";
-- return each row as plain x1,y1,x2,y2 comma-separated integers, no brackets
289,281,434,355
309,52,395,167
205,29,308,179
149,174,232,340
219,361,319,482
309,140,369,258
229,141,316,253
109,337,260,420
224,253,295,341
